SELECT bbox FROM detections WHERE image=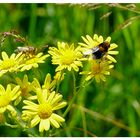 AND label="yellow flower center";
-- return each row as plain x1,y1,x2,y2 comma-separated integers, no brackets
0,59,16,70
92,63,102,74
0,94,11,107
60,50,75,65
38,103,52,119
21,87,29,97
